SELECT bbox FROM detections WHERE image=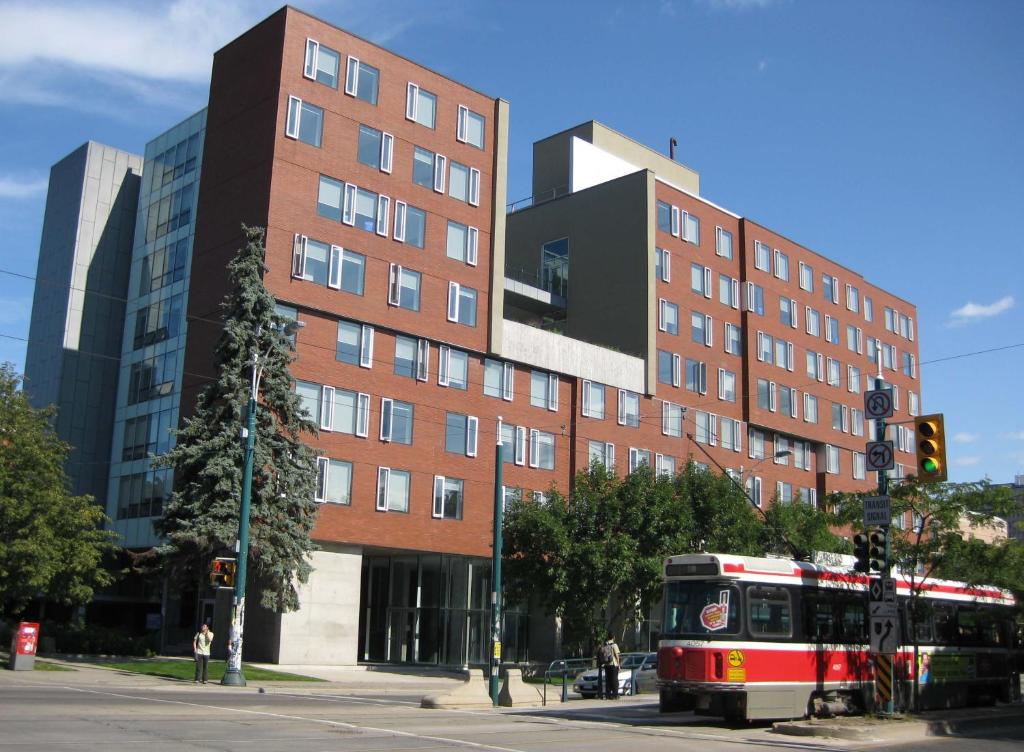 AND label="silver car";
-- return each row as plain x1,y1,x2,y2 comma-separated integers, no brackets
573,652,656,698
